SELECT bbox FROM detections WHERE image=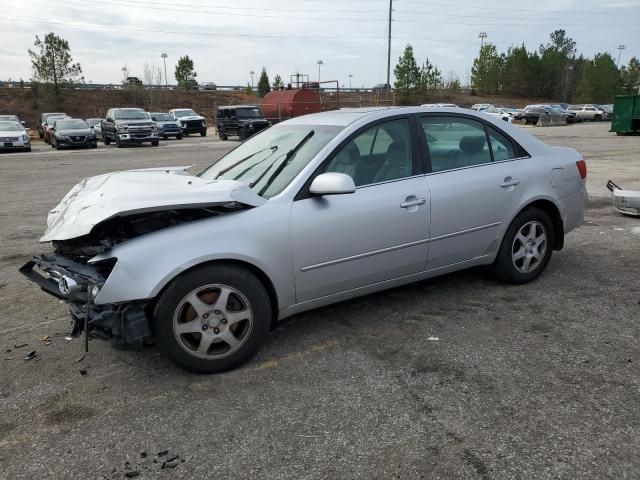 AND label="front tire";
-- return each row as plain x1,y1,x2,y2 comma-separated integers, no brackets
176,134,183,140
104,134,111,145
153,264,272,373
492,208,555,284
200,129,207,137
151,140,159,147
